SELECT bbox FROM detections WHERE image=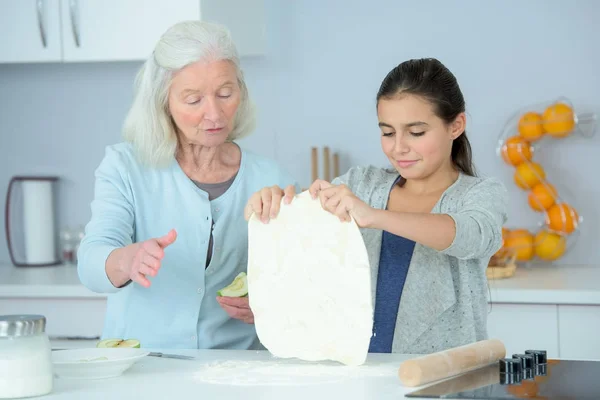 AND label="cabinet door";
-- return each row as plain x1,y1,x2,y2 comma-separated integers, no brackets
0,297,106,338
558,305,600,360
0,0,61,63
60,0,200,62
486,303,559,358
